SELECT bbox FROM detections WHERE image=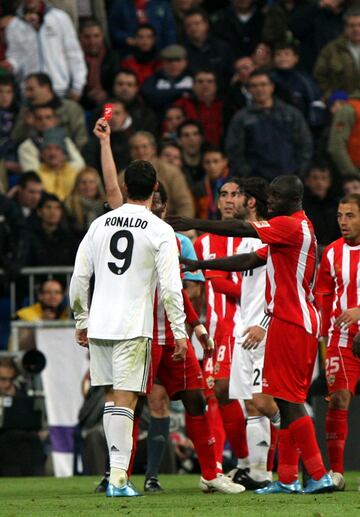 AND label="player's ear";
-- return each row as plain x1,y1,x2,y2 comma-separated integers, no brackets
153,181,159,192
